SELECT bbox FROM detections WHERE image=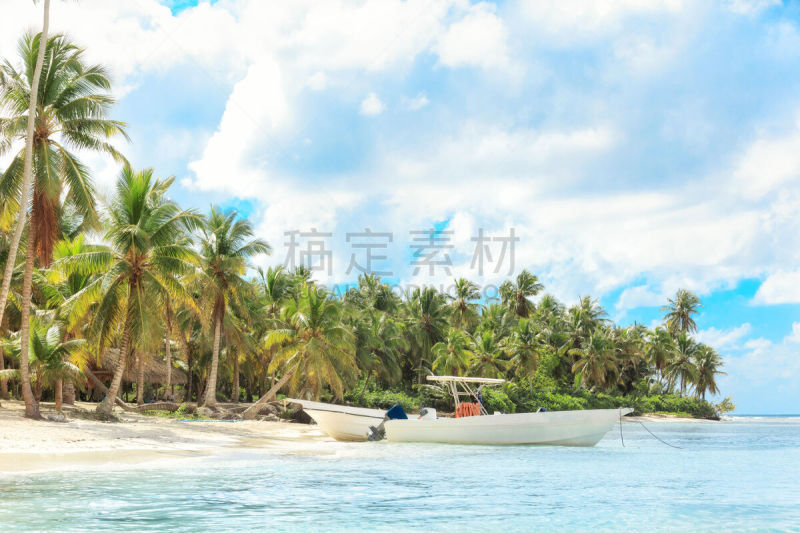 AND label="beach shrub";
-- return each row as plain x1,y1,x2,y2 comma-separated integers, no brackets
481,389,515,414
344,389,419,411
